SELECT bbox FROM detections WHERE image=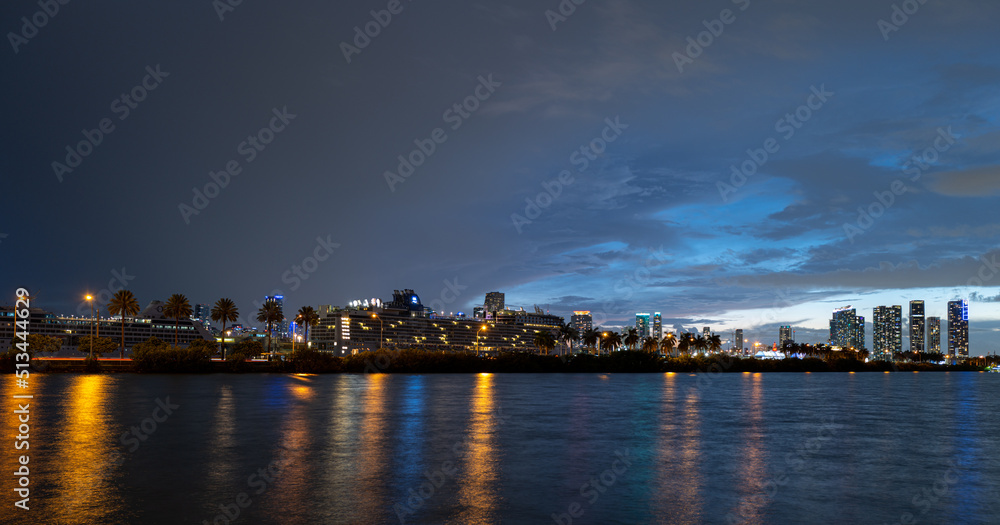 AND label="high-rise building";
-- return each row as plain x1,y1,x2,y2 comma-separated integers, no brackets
703,327,711,339
735,329,744,352
948,300,969,356
873,306,902,360
830,307,865,349
909,300,925,353
571,311,592,334
192,303,211,329
193,303,210,320
265,295,286,337
653,312,662,340
318,305,334,316
779,326,793,347
928,317,941,353
484,292,505,315
636,313,650,338
473,306,485,319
